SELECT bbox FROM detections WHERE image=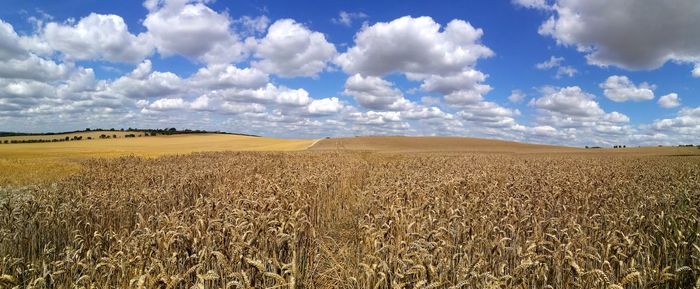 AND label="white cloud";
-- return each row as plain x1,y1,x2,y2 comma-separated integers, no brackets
0,54,69,81
419,69,490,95
253,19,337,77
109,60,184,99
693,65,700,78
657,93,680,109
148,97,188,110
343,74,413,111
536,56,577,78
190,64,268,90
531,0,700,75
336,16,493,76
651,107,700,140
332,11,368,27
42,13,153,63
512,0,551,9
235,15,270,36
458,101,519,128
531,86,603,117
600,75,654,102
0,20,26,61
536,56,563,69
508,90,525,103
143,0,246,64
307,97,344,115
